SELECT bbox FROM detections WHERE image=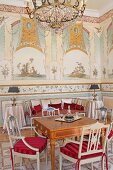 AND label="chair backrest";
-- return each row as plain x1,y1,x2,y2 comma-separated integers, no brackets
98,107,107,122
6,115,21,148
107,109,113,122
78,122,109,158
24,100,32,116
